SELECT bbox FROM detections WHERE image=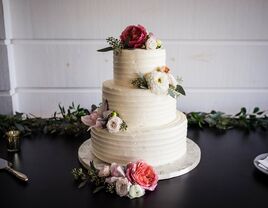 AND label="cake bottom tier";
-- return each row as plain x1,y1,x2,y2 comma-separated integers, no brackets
91,111,187,167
